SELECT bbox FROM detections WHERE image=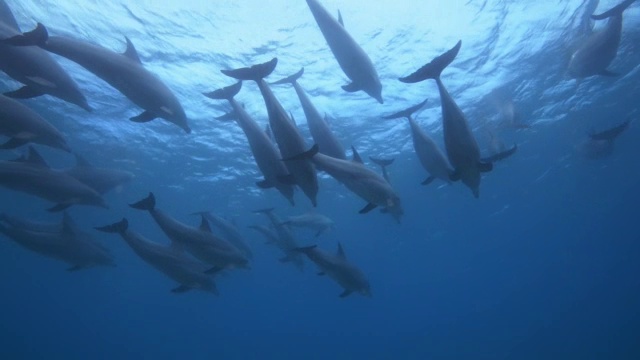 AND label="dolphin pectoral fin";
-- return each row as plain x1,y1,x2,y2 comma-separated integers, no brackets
0,138,29,150
48,203,72,213
204,266,224,275
359,203,378,214
339,289,353,298
4,86,44,99
171,285,192,294
66,265,83,272
421,176,436,186
599,69,619,77
130,111,157,123
256,179,274,189
449,170,461,182
317,271,326,276
342,82,361,92
478,161,493,173
277,174,297,185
